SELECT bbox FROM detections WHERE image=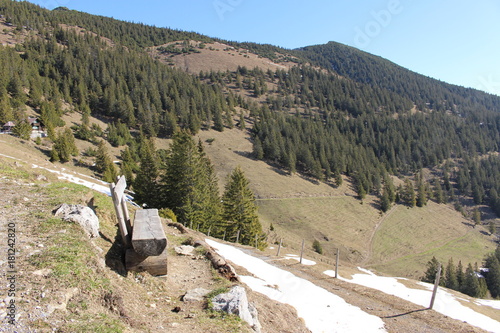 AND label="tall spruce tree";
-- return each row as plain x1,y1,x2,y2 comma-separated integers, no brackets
160,131,221,230
222,166,266,249
462,263,481,297
134,137,160,207
485,254,500,298
445,258,459,291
